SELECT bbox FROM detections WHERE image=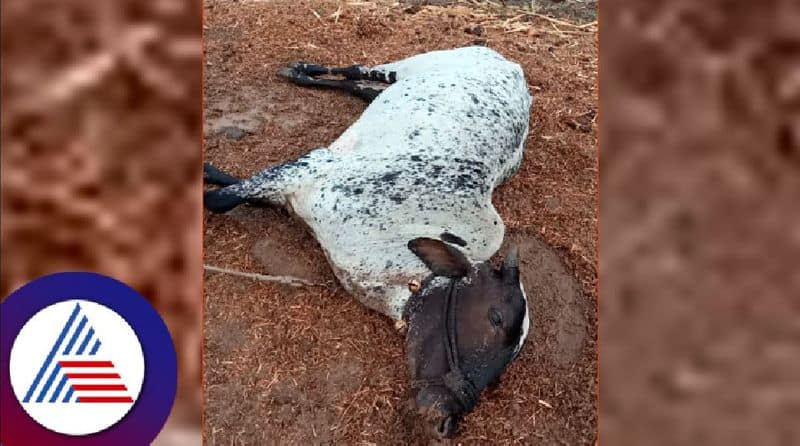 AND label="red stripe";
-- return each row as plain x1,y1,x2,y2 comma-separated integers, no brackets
78,396,134,403
66,373,121,379
72,384,128,391
59,361,114,368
